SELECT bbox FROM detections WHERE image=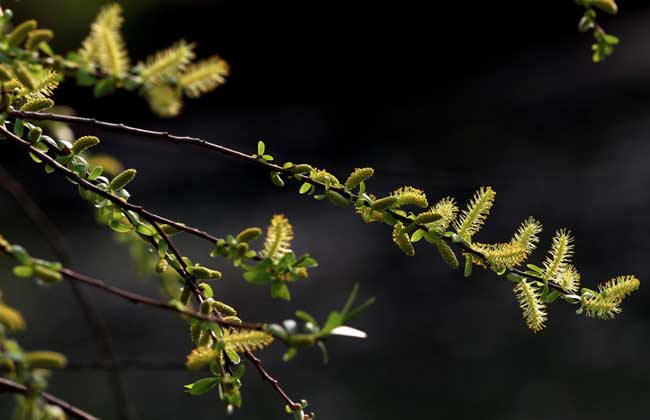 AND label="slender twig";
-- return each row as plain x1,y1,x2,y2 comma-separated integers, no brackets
0,235,263,329
0,165,138,420
0,377,99,420
57,267,264,329
244,351,301,410
5,110,571,294
0,124,219,244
